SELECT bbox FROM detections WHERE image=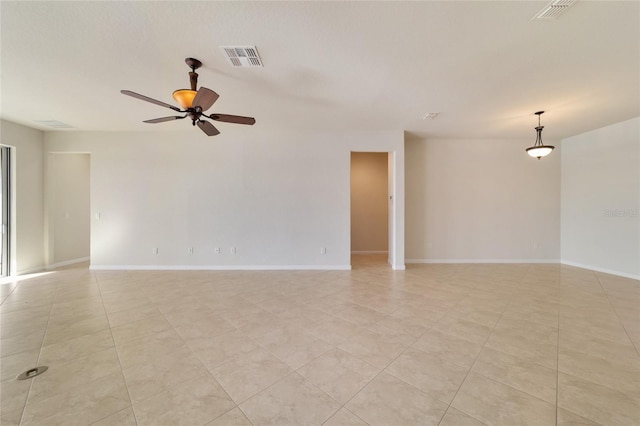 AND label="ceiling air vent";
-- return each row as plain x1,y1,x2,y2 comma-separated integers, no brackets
421,112,440,120
532,0,577,20
220,46,263,67
33,120,74,129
